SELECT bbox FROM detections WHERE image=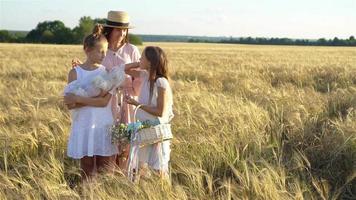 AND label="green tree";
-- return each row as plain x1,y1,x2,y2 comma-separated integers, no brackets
129,34,143,45
93,18,106,25
72,16,95,43
26,20,74,44
41,30,54,43
0,30,15,42
317,38,327,45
